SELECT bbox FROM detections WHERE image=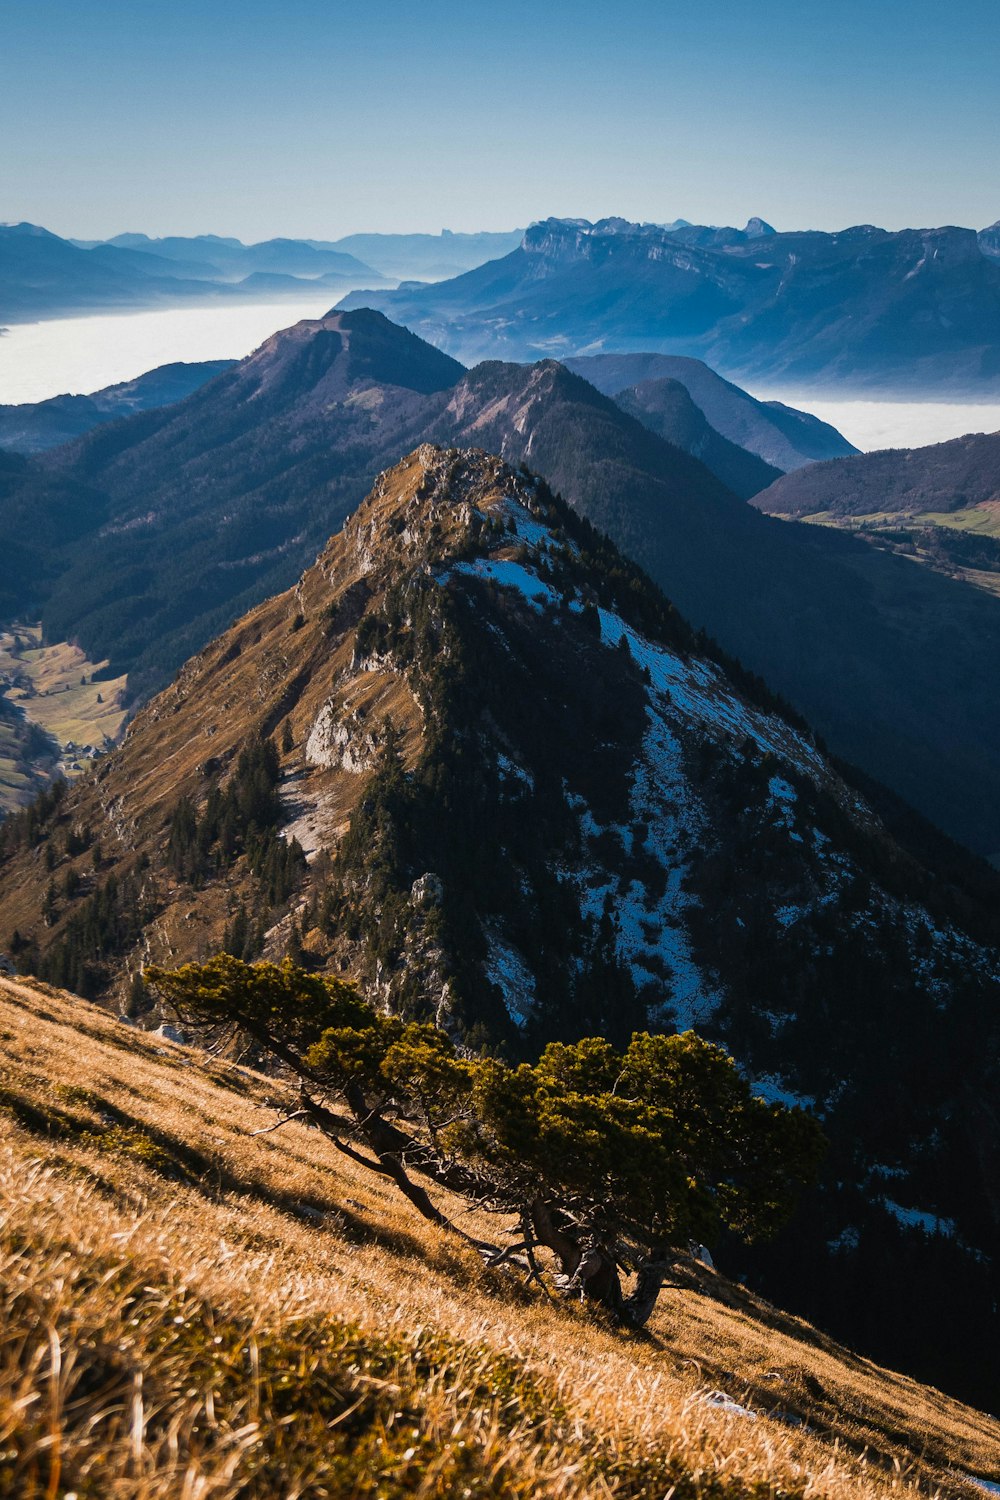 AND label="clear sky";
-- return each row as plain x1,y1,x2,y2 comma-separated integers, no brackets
3,0,999,241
